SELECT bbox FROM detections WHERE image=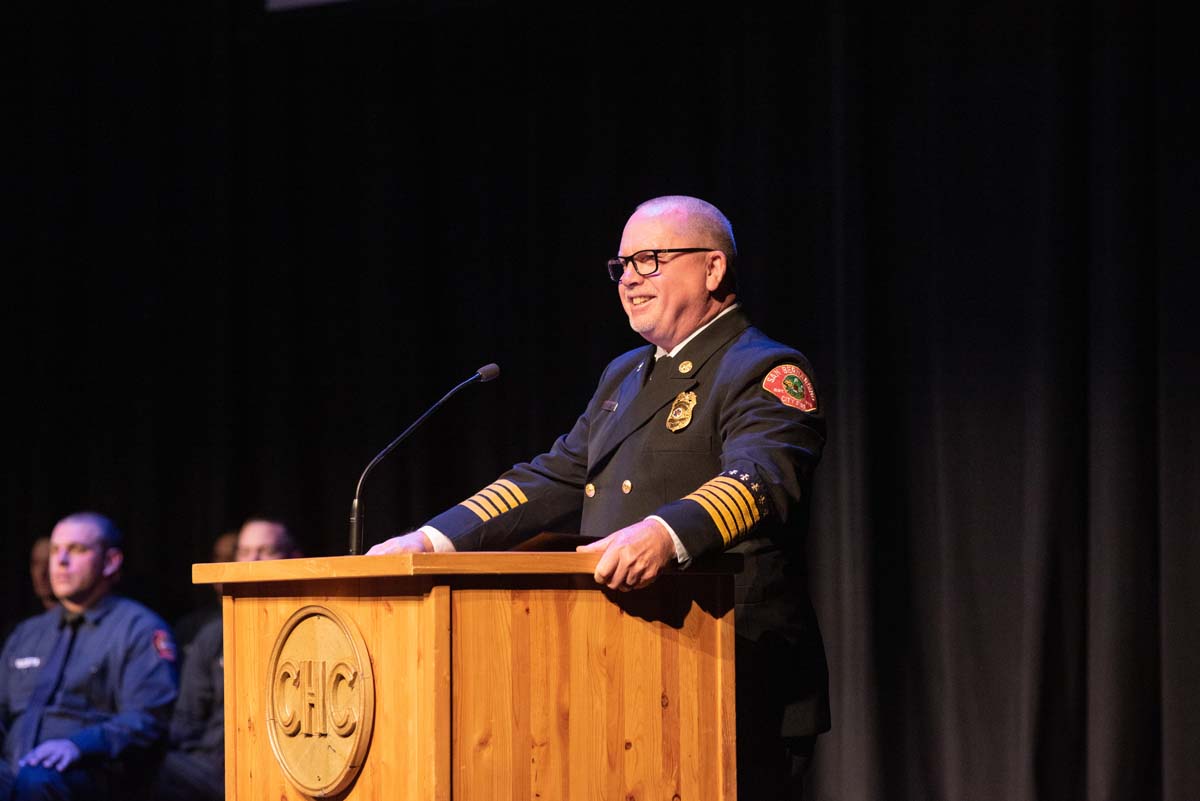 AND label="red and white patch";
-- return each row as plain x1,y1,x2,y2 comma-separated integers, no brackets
762,364,817,412
153,629,177,662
